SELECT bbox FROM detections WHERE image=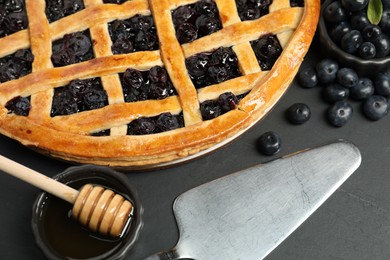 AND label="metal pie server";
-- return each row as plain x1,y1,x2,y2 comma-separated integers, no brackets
145,140,361,260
